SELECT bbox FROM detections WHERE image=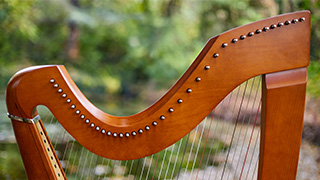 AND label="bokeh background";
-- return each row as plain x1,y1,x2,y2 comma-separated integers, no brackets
0,0,320,179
